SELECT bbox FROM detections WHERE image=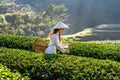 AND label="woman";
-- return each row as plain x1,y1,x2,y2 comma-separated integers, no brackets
45,22,70,54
